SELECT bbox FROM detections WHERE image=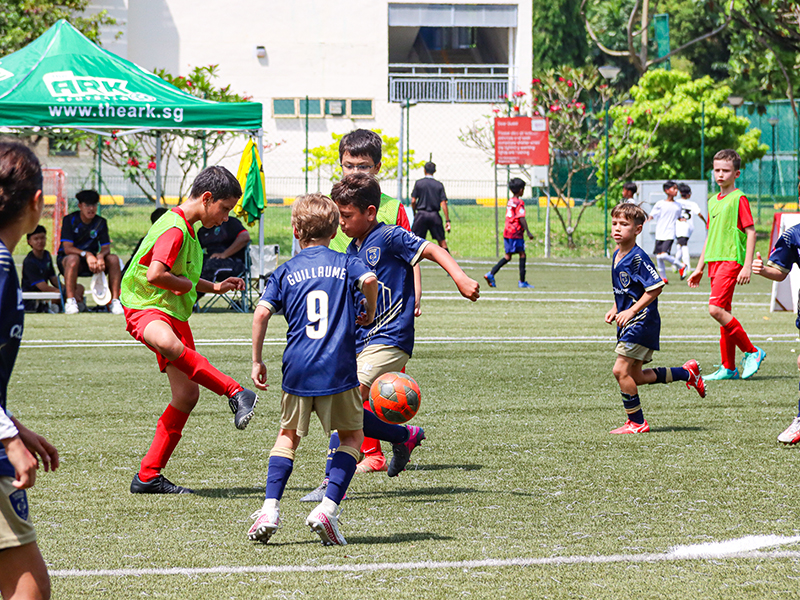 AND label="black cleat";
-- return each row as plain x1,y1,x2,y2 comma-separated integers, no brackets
388,425,425,477
130,474,194,494
229,388,258,430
